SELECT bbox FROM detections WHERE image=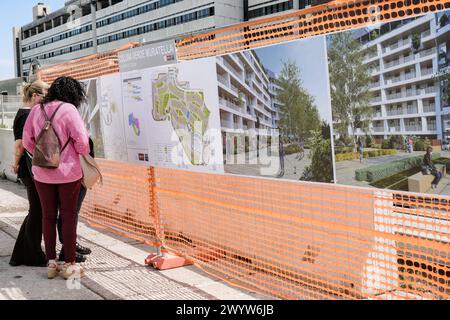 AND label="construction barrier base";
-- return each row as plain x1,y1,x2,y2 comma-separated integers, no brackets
145,254,193,270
